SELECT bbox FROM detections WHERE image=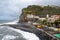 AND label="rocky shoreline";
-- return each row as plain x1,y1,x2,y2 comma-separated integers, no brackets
1,23,52,40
